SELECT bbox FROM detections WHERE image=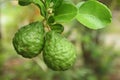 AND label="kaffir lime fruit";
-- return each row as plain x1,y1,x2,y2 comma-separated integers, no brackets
43,31,76,71
13,21,45,58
